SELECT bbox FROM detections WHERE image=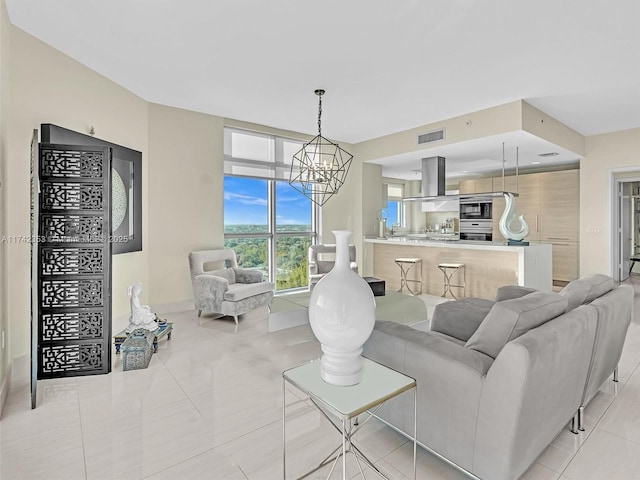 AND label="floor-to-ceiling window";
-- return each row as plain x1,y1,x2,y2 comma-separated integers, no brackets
223,128,318,291
385,182,405,228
